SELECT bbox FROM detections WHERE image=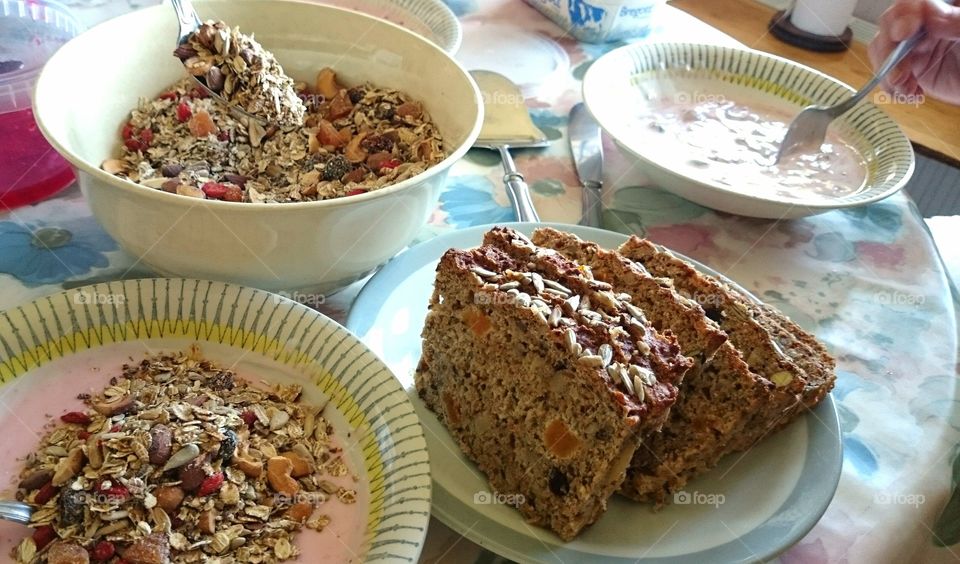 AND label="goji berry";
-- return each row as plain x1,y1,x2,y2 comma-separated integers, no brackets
217,129,230,141
60,411,91,425
197,472,224,496
240,410,257,429
176,101,192,123
139,128,154,147
201,182,228,199
34,482,58,505
78,430,91,440
345,188,368,197
32,525,56,550
124,138,144,152
189,86,209,99
222,185,244,202
91,540,116,561
96,479,130,502
380,158,402,170
110,424,122,433
157,91,178,101
121,122,134,140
